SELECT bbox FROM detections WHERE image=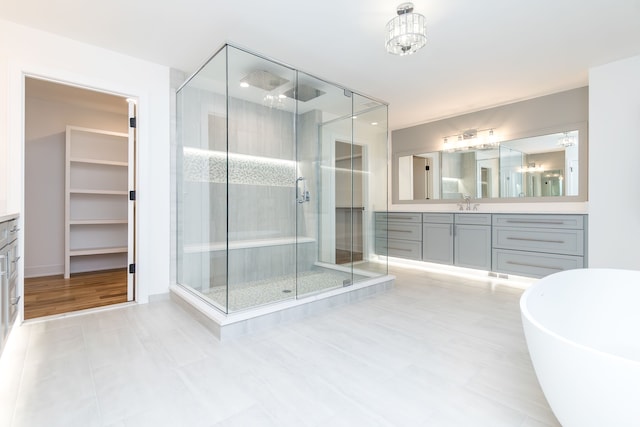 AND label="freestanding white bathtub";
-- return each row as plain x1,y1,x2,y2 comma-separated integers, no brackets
521,268,640,427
